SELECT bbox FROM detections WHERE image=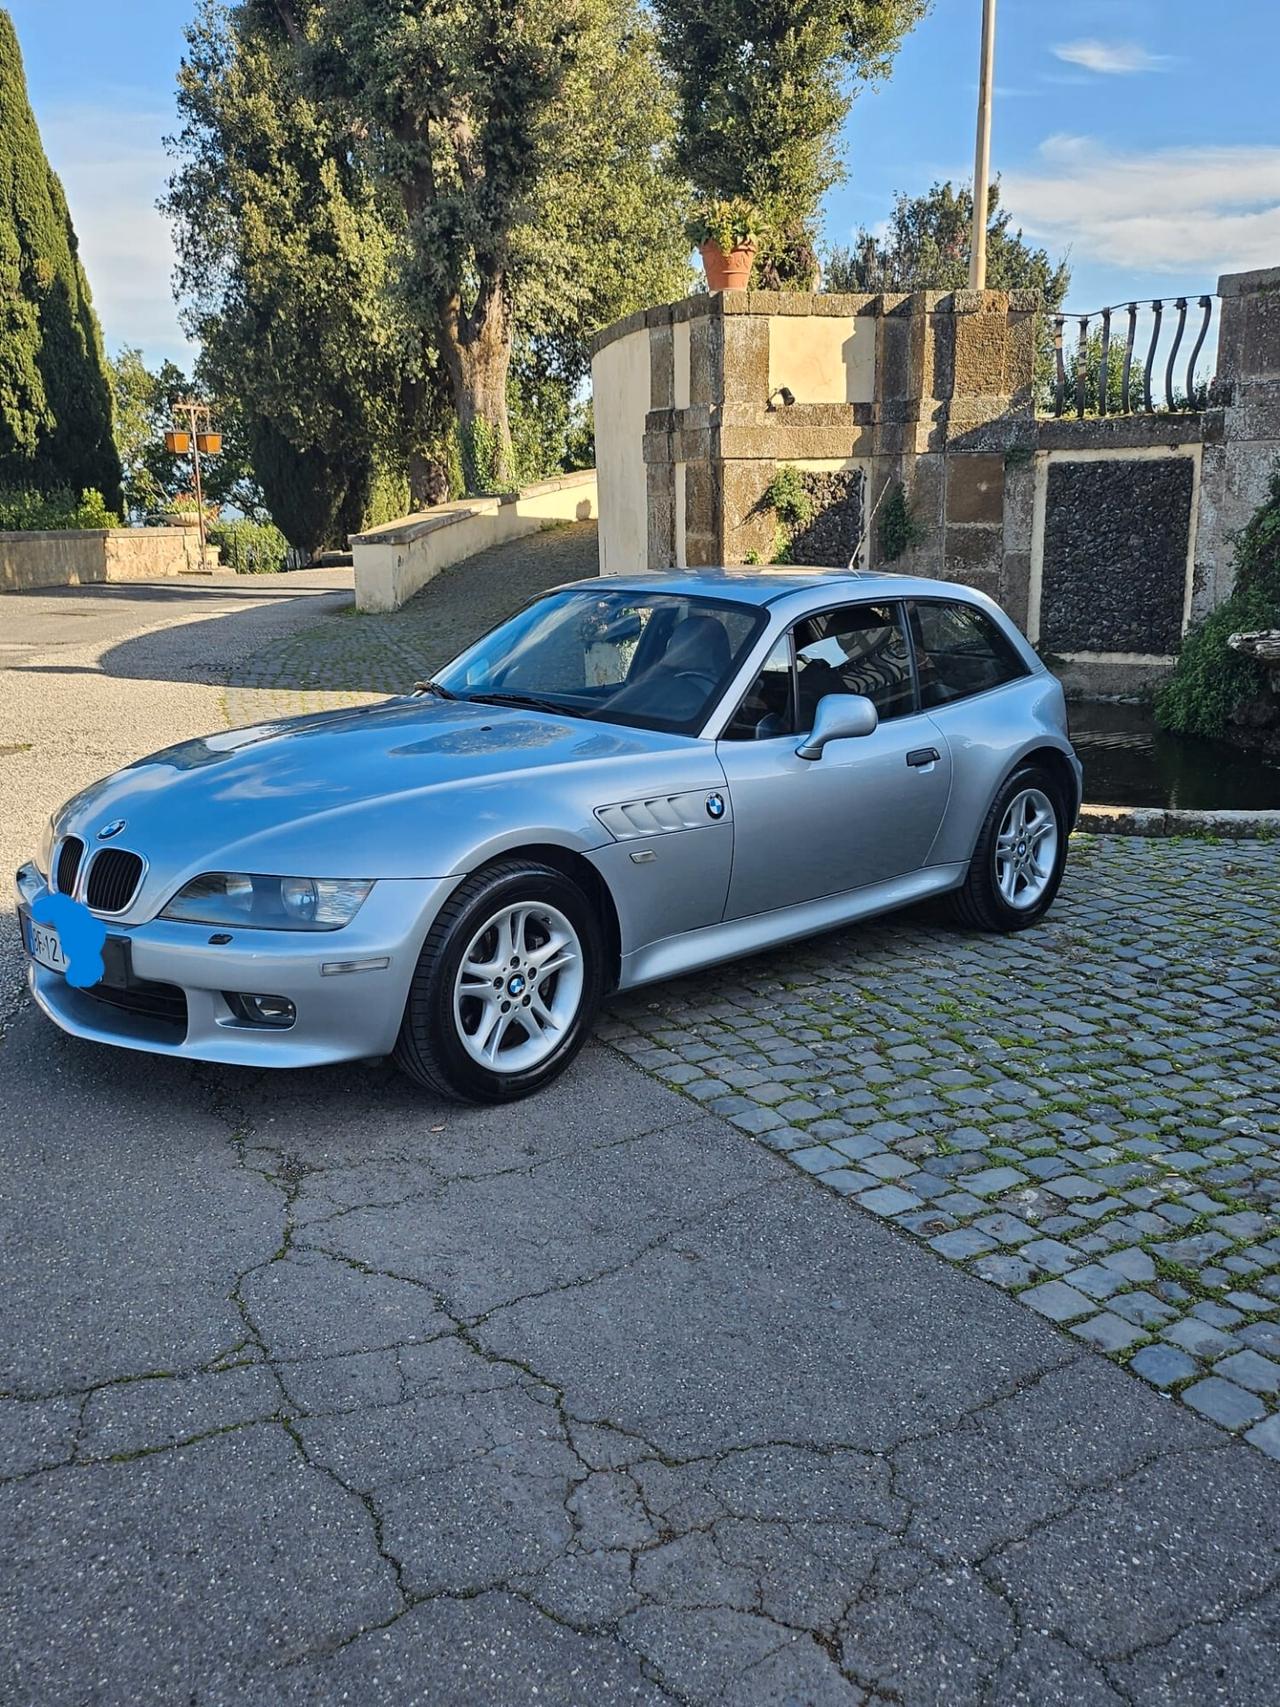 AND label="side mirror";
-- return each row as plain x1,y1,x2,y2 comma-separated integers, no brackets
796,693,878,760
